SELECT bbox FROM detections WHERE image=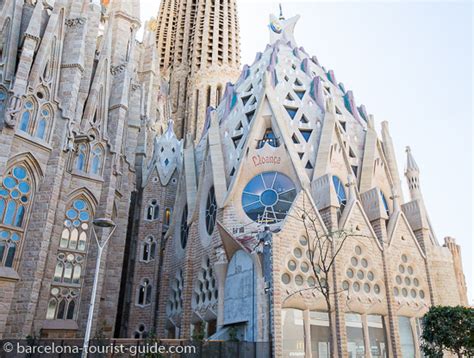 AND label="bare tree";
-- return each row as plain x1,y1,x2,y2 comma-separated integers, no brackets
284,198,365,357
